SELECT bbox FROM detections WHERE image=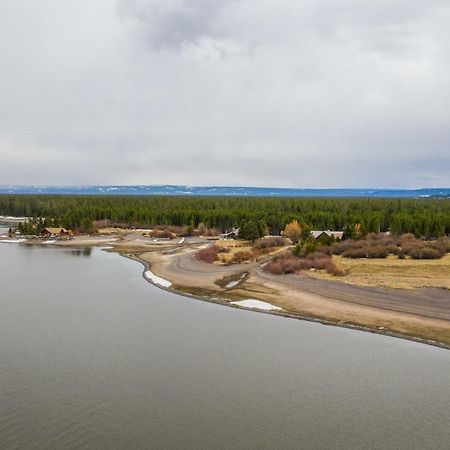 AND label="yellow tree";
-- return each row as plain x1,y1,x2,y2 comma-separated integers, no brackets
283,220,302,243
